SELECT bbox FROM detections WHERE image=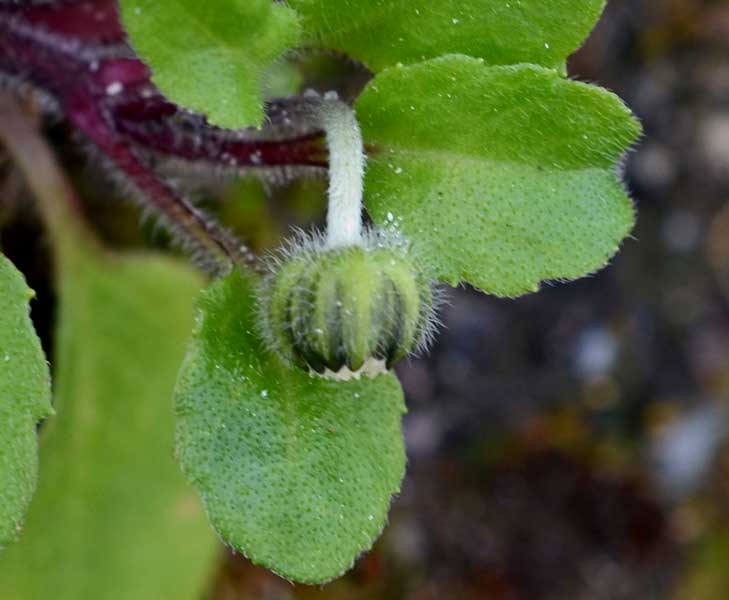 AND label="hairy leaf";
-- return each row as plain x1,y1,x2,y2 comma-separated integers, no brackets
289,0,605,72
356,56,641,297
0,254,52,547
0,239,218,599
175,270,406,584
119,0,301,128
